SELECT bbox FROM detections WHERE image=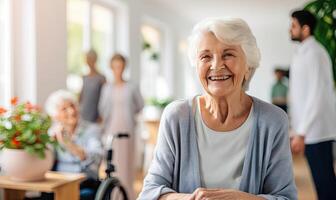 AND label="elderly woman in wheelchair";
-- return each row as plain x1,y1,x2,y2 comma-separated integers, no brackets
45,90,104,200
